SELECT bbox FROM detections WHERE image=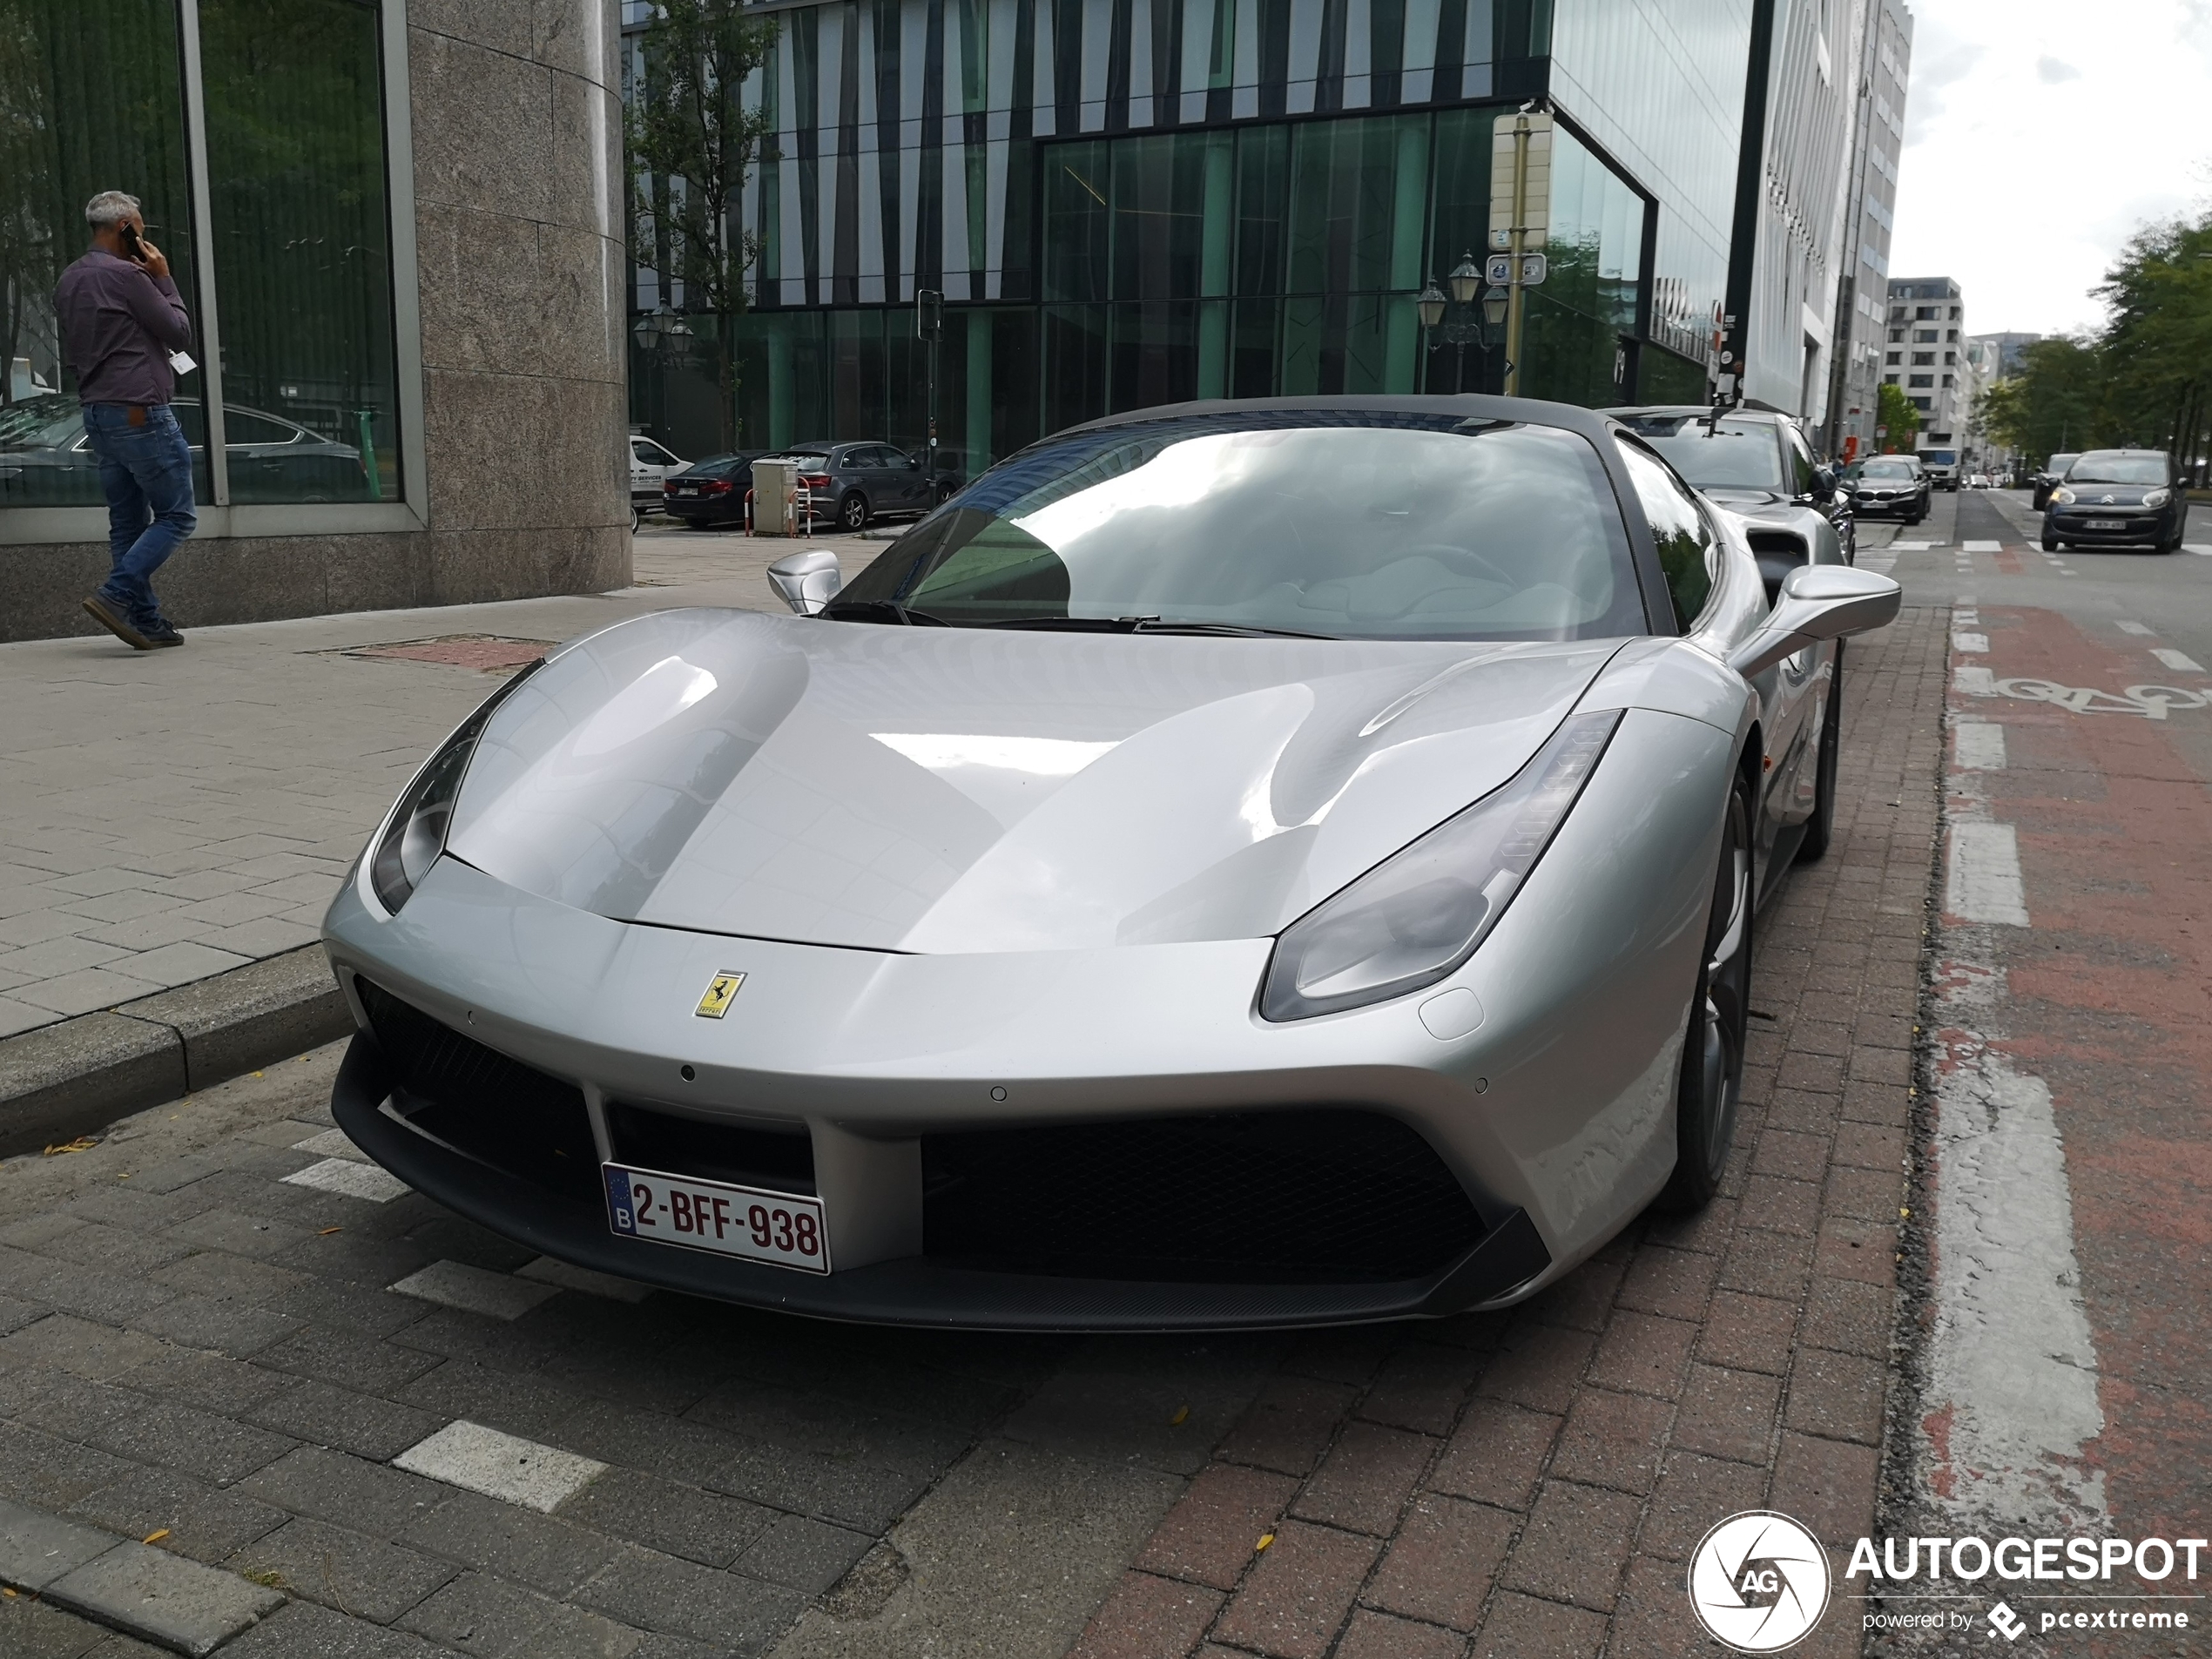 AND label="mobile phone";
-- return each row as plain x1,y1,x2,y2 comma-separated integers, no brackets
118,222,144,261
